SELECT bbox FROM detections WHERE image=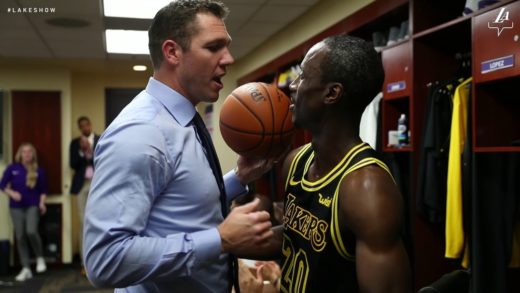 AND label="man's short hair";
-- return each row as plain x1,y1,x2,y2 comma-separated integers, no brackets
320,34,385,116
148,0,229,69
77,116,91,126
